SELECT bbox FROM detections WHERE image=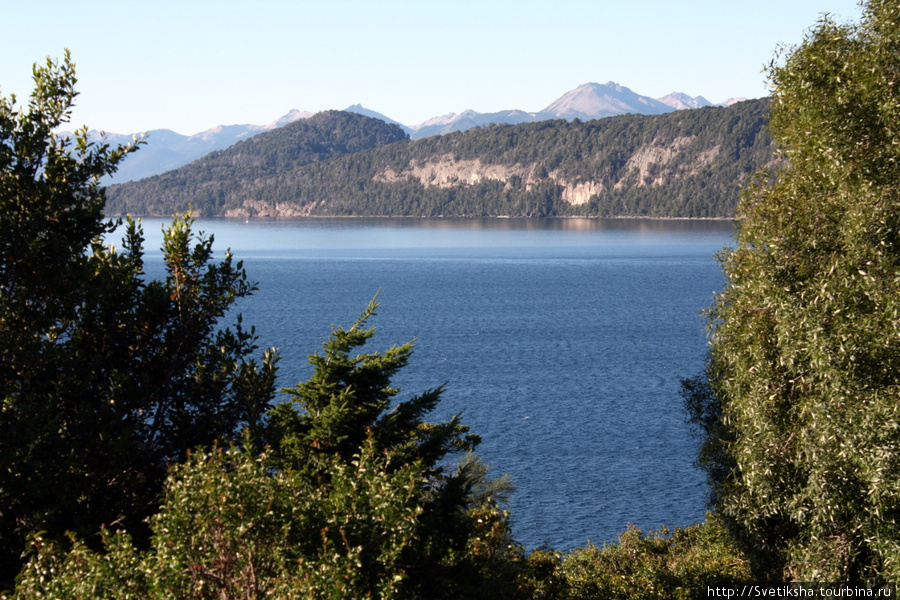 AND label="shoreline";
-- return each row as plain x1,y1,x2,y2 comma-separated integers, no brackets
106,213,737,222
